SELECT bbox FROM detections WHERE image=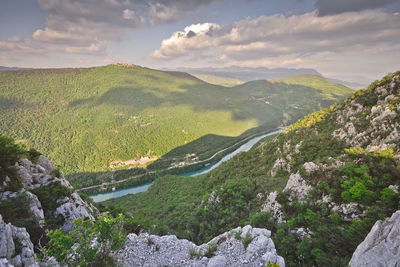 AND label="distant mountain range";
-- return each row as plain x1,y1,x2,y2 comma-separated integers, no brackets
0,66,31,71
167,66,366,89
